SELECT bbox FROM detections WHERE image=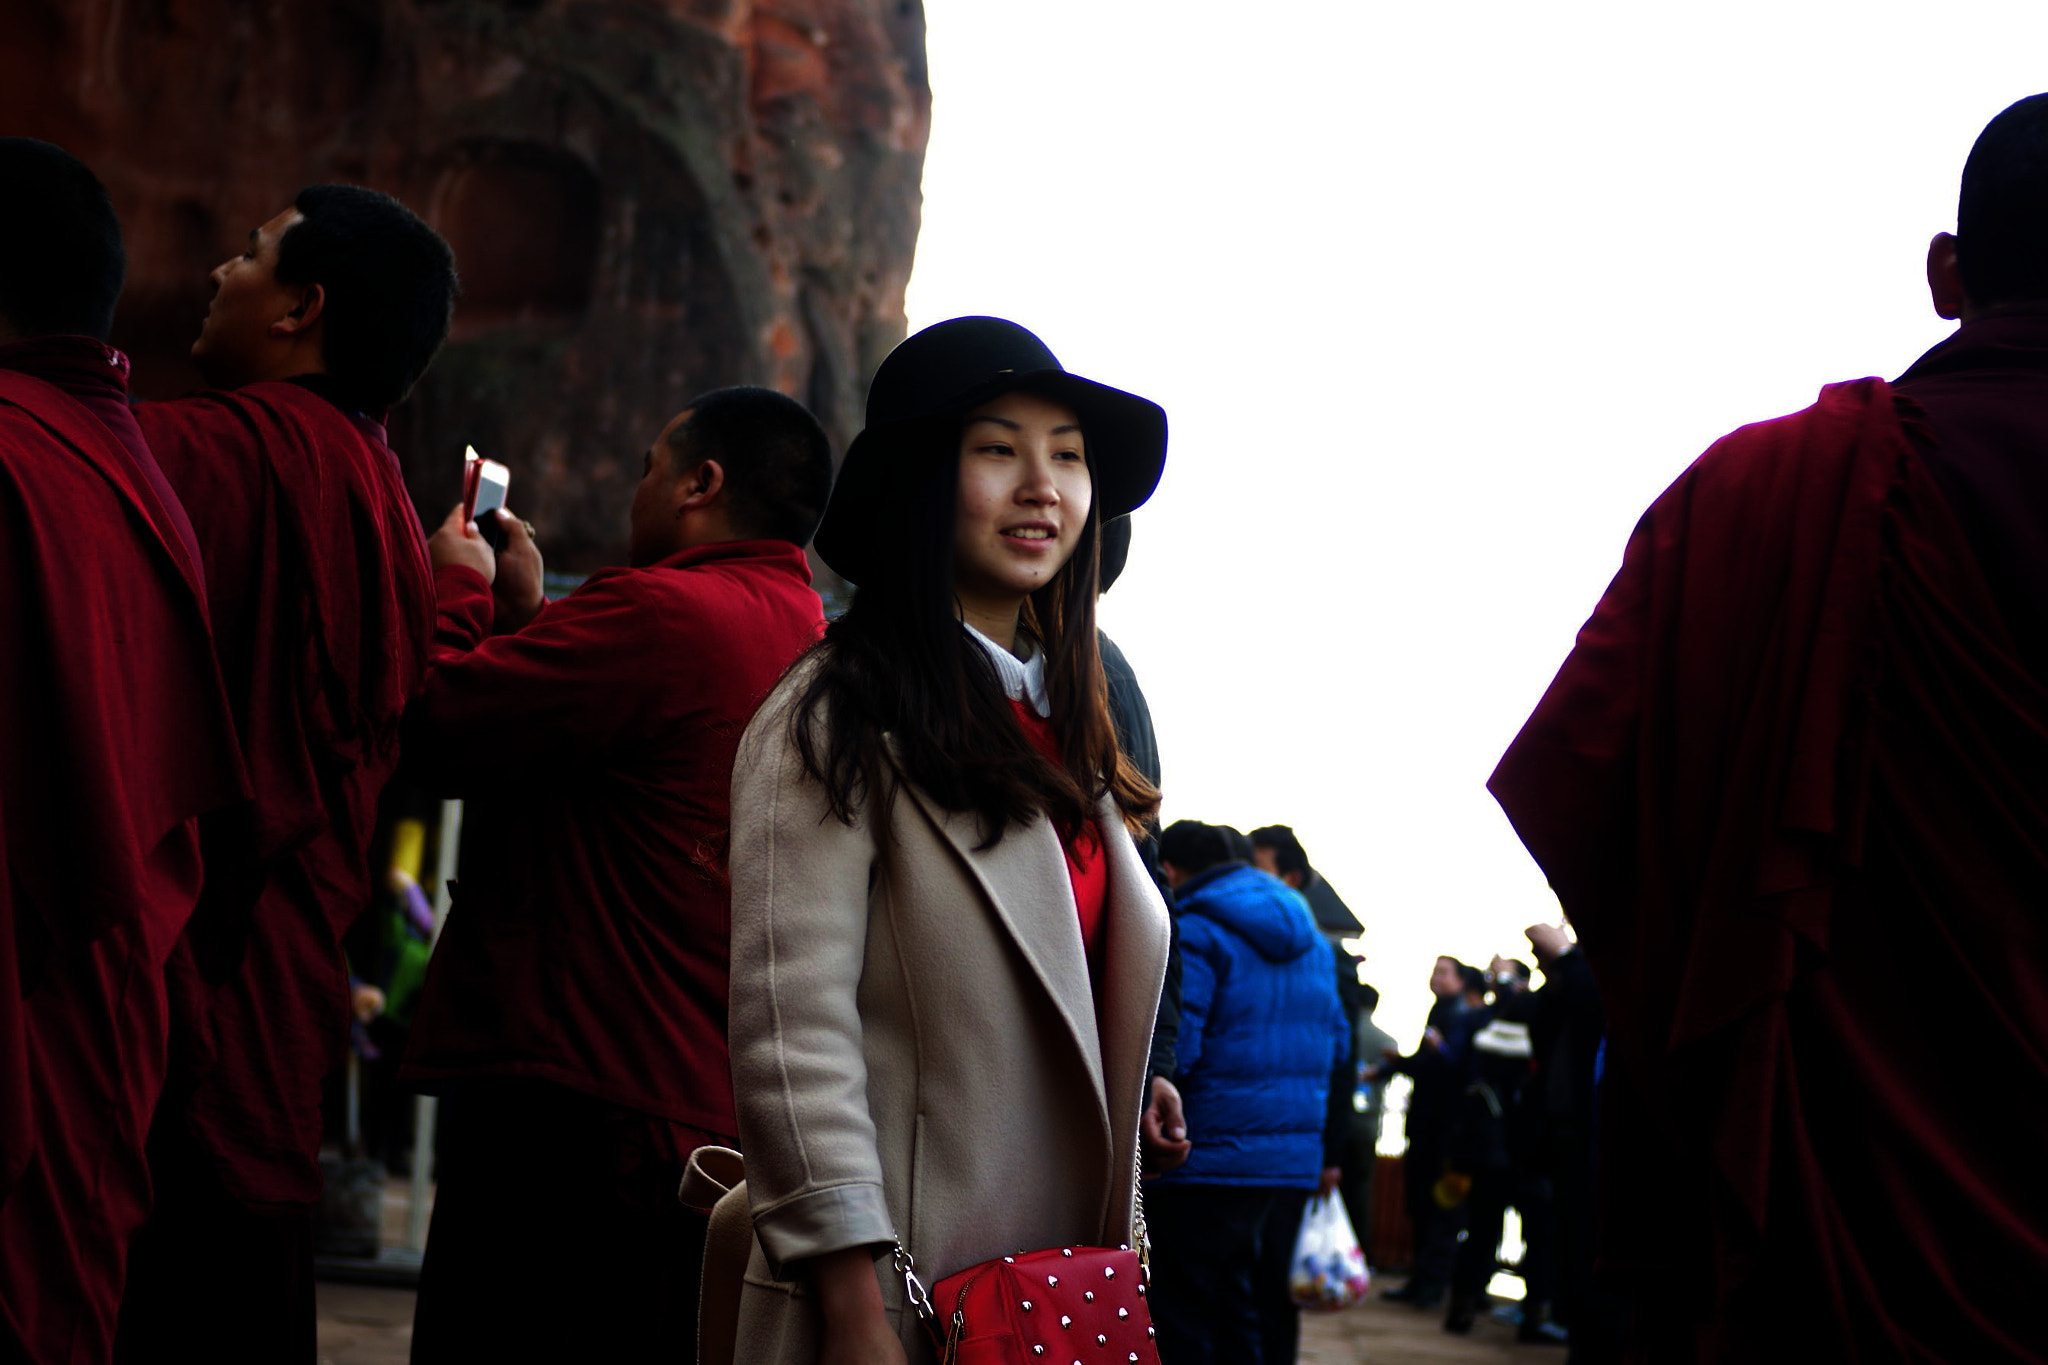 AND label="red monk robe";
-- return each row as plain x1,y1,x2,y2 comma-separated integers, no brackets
0,339,244,1365
115,378,432,1356
399,539,822,1360
1490,318,2048,1364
